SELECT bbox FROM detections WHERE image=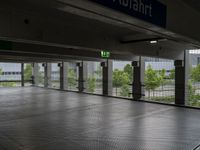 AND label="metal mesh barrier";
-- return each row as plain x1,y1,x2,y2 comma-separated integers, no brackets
24,63,33,86
67,62,78,91
142,57,175,104
38,63,45,87
112,60,133,98
187,50,200,107
0,63,22,87
50,63,60,89
85,61,103,95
